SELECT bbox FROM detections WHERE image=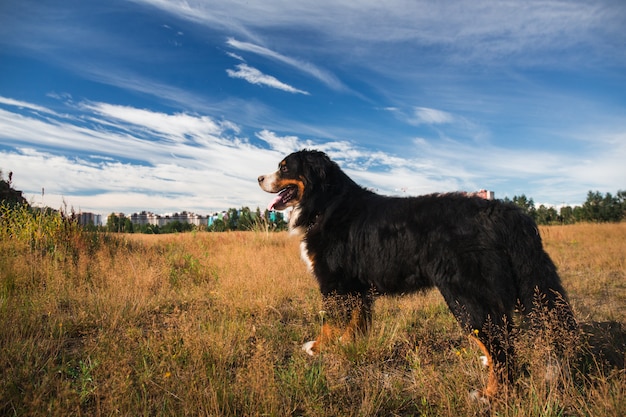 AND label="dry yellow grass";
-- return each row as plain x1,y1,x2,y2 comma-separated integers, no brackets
1,221,624,416
541,223,626,322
